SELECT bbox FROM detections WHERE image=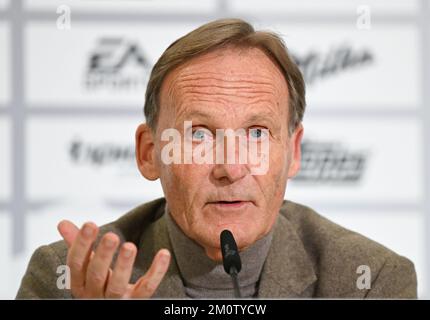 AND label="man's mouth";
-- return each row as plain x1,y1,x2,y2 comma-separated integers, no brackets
207,200,252,209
